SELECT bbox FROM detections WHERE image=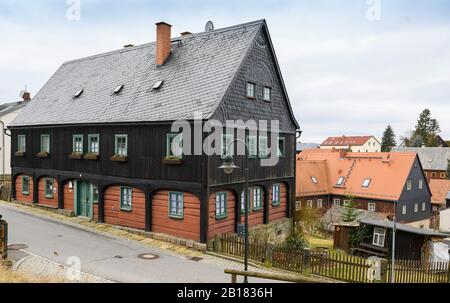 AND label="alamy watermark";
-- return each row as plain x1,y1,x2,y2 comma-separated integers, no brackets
66,0,81,21
366,0,382,21
169,112,282,167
